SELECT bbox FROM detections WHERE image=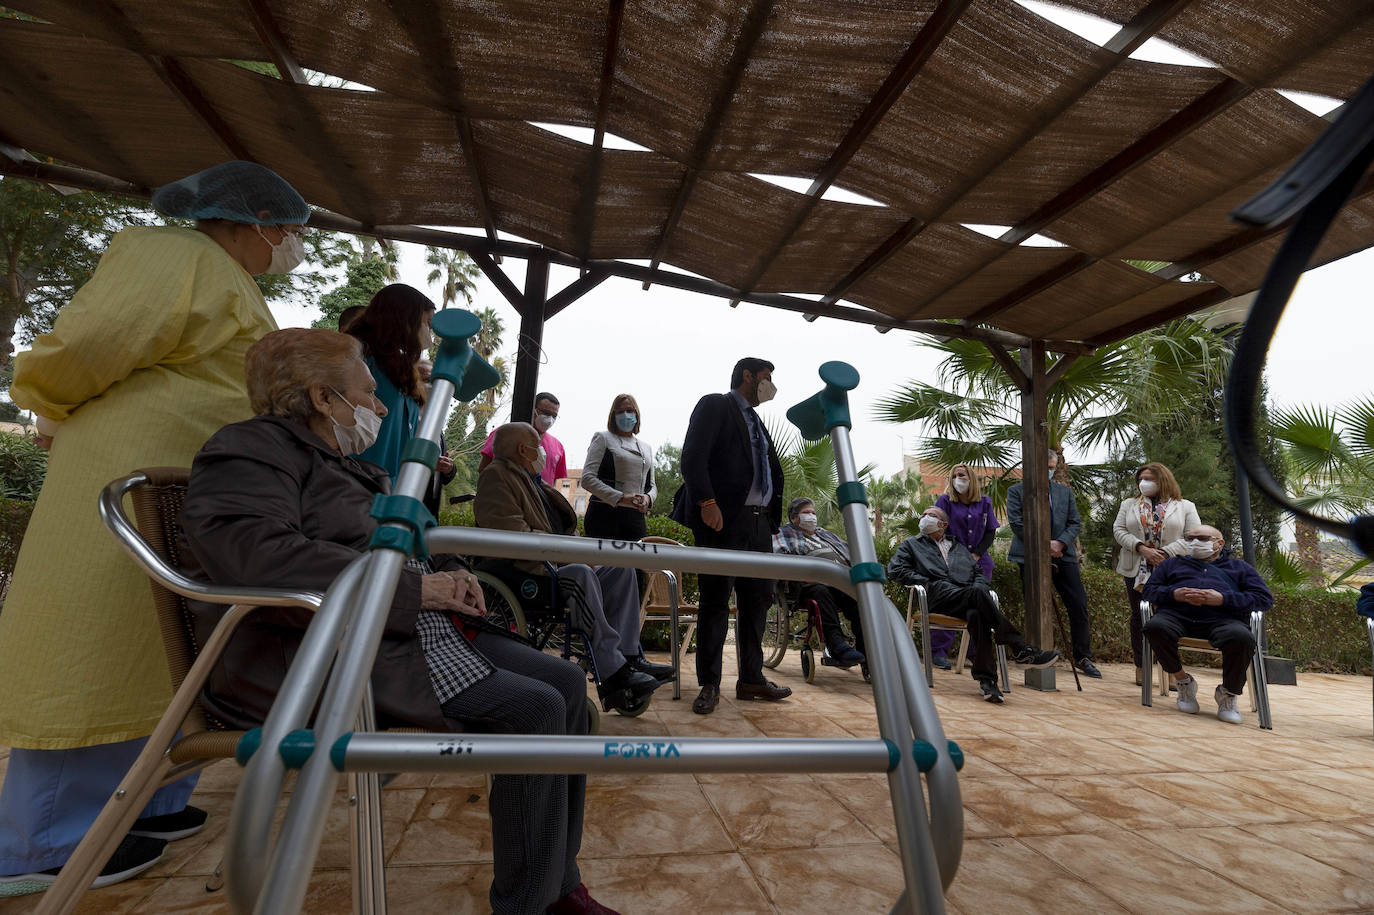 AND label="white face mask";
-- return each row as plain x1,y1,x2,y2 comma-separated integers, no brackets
952,477,969,494
797,511,818,532
256,225,305,274
755,378,776,404
918,515,942,535
1139,479,1159,497
328,388,383,454
1185,538,1216,559
531,444,547,475
534,413,556,433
